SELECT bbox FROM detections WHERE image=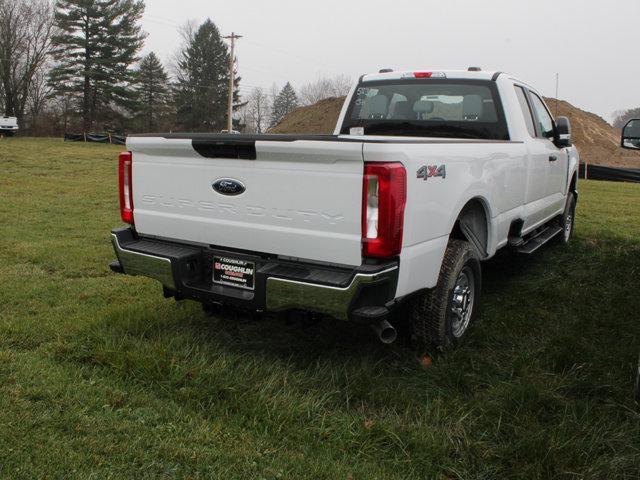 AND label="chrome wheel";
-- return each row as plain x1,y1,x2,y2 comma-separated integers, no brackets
450,267,475,338
560,194,576,244
563,211,573,242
